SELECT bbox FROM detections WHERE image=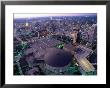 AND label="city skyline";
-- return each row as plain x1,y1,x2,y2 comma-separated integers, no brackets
13,14,97,75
